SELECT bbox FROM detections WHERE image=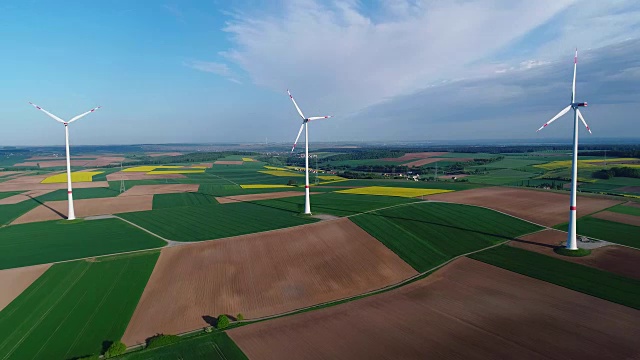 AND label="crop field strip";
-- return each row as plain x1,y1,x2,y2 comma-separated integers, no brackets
350,202,542,272
337,186,452,198
0,218,166,270
119,332,248,360
153,192,217,209
469,245,640,309
0,251,159,360
253,192,417,217
555,216,640,249
119,202,318,242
